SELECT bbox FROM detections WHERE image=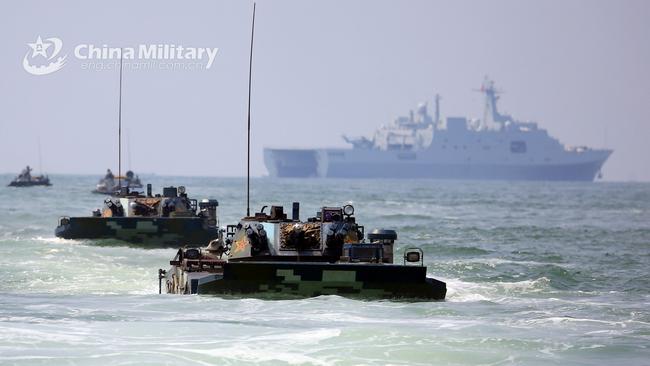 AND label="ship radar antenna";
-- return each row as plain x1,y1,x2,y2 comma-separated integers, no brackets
246,3,256,217
117,48,124,193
